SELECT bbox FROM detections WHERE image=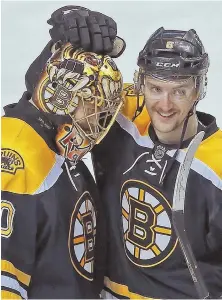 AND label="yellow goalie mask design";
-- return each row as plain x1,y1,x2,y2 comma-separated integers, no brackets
33,43,123,164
